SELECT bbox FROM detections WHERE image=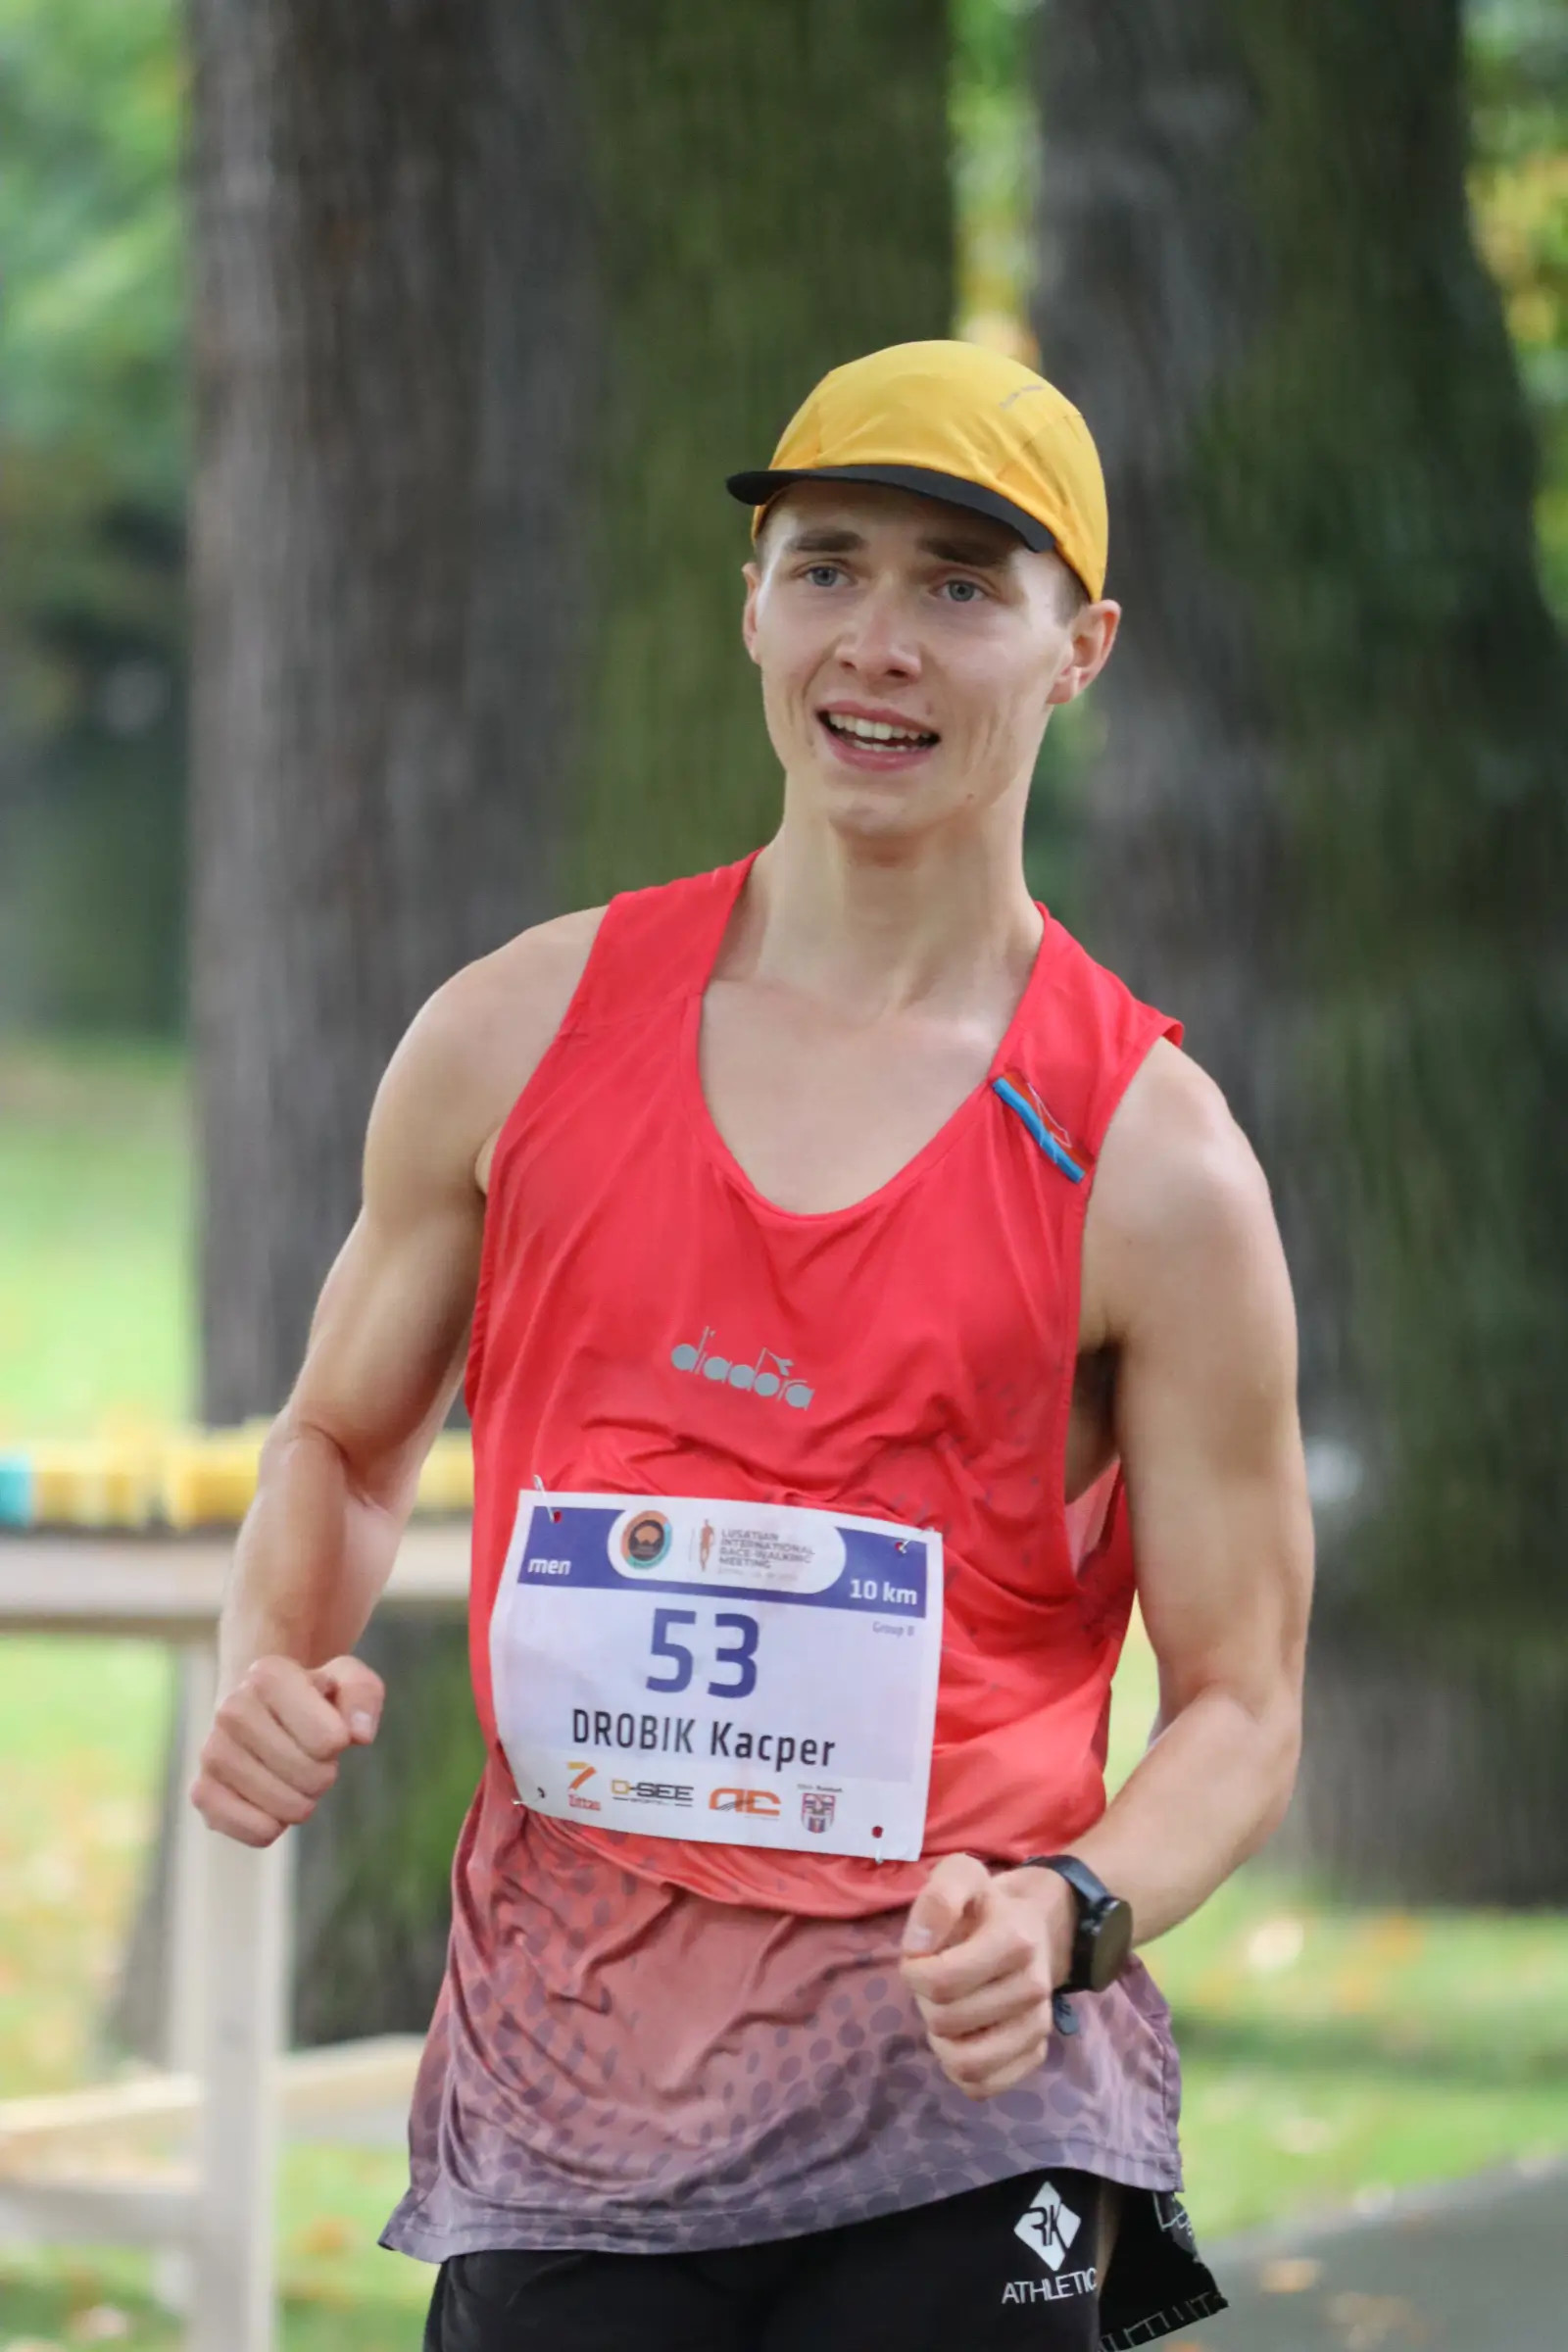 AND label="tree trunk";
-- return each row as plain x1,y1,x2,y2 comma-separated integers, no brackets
1033,0,1568,1899
116,0,953,2054
190,0,595,1423
565,2,954,903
